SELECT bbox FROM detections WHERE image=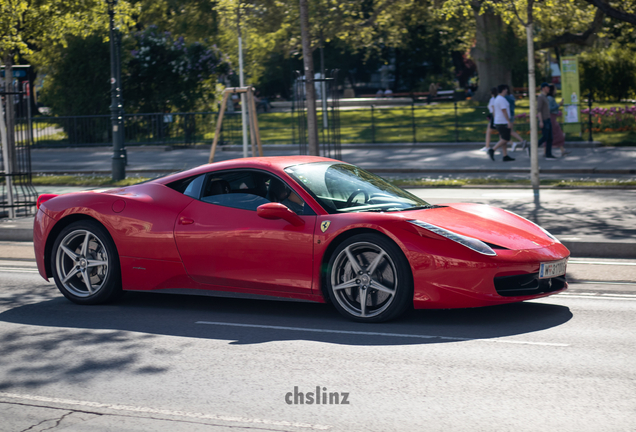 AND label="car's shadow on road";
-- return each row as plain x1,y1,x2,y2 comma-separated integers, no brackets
0,285,572,347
